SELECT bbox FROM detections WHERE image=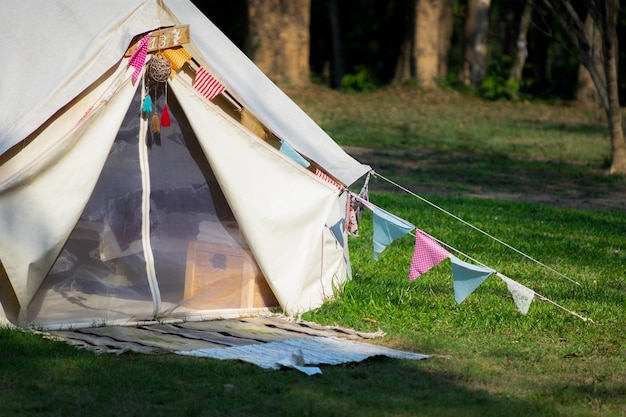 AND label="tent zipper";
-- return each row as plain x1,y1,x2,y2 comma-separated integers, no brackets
138,78,162,318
